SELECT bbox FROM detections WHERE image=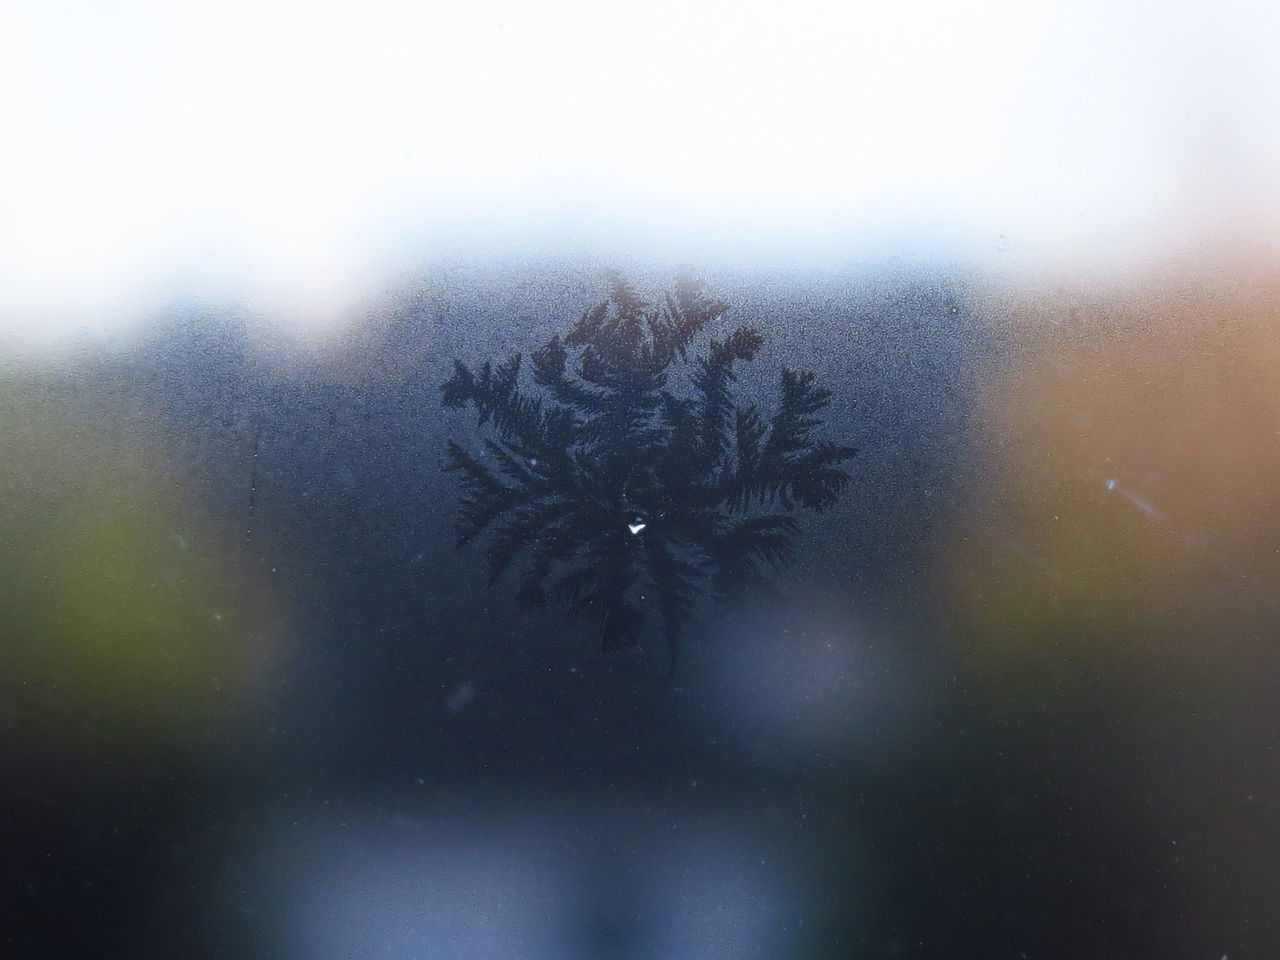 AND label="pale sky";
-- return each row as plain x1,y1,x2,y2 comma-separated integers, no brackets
3,0,1278,344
